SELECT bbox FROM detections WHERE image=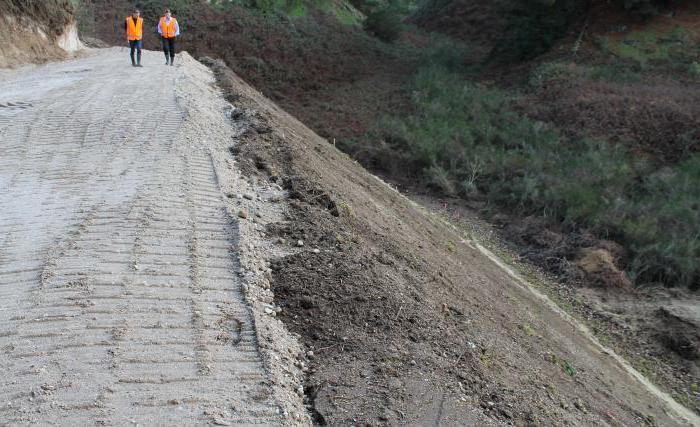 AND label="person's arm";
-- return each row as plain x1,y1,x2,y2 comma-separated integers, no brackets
157,19,163,36
124,18,127,33
175,20,180,37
